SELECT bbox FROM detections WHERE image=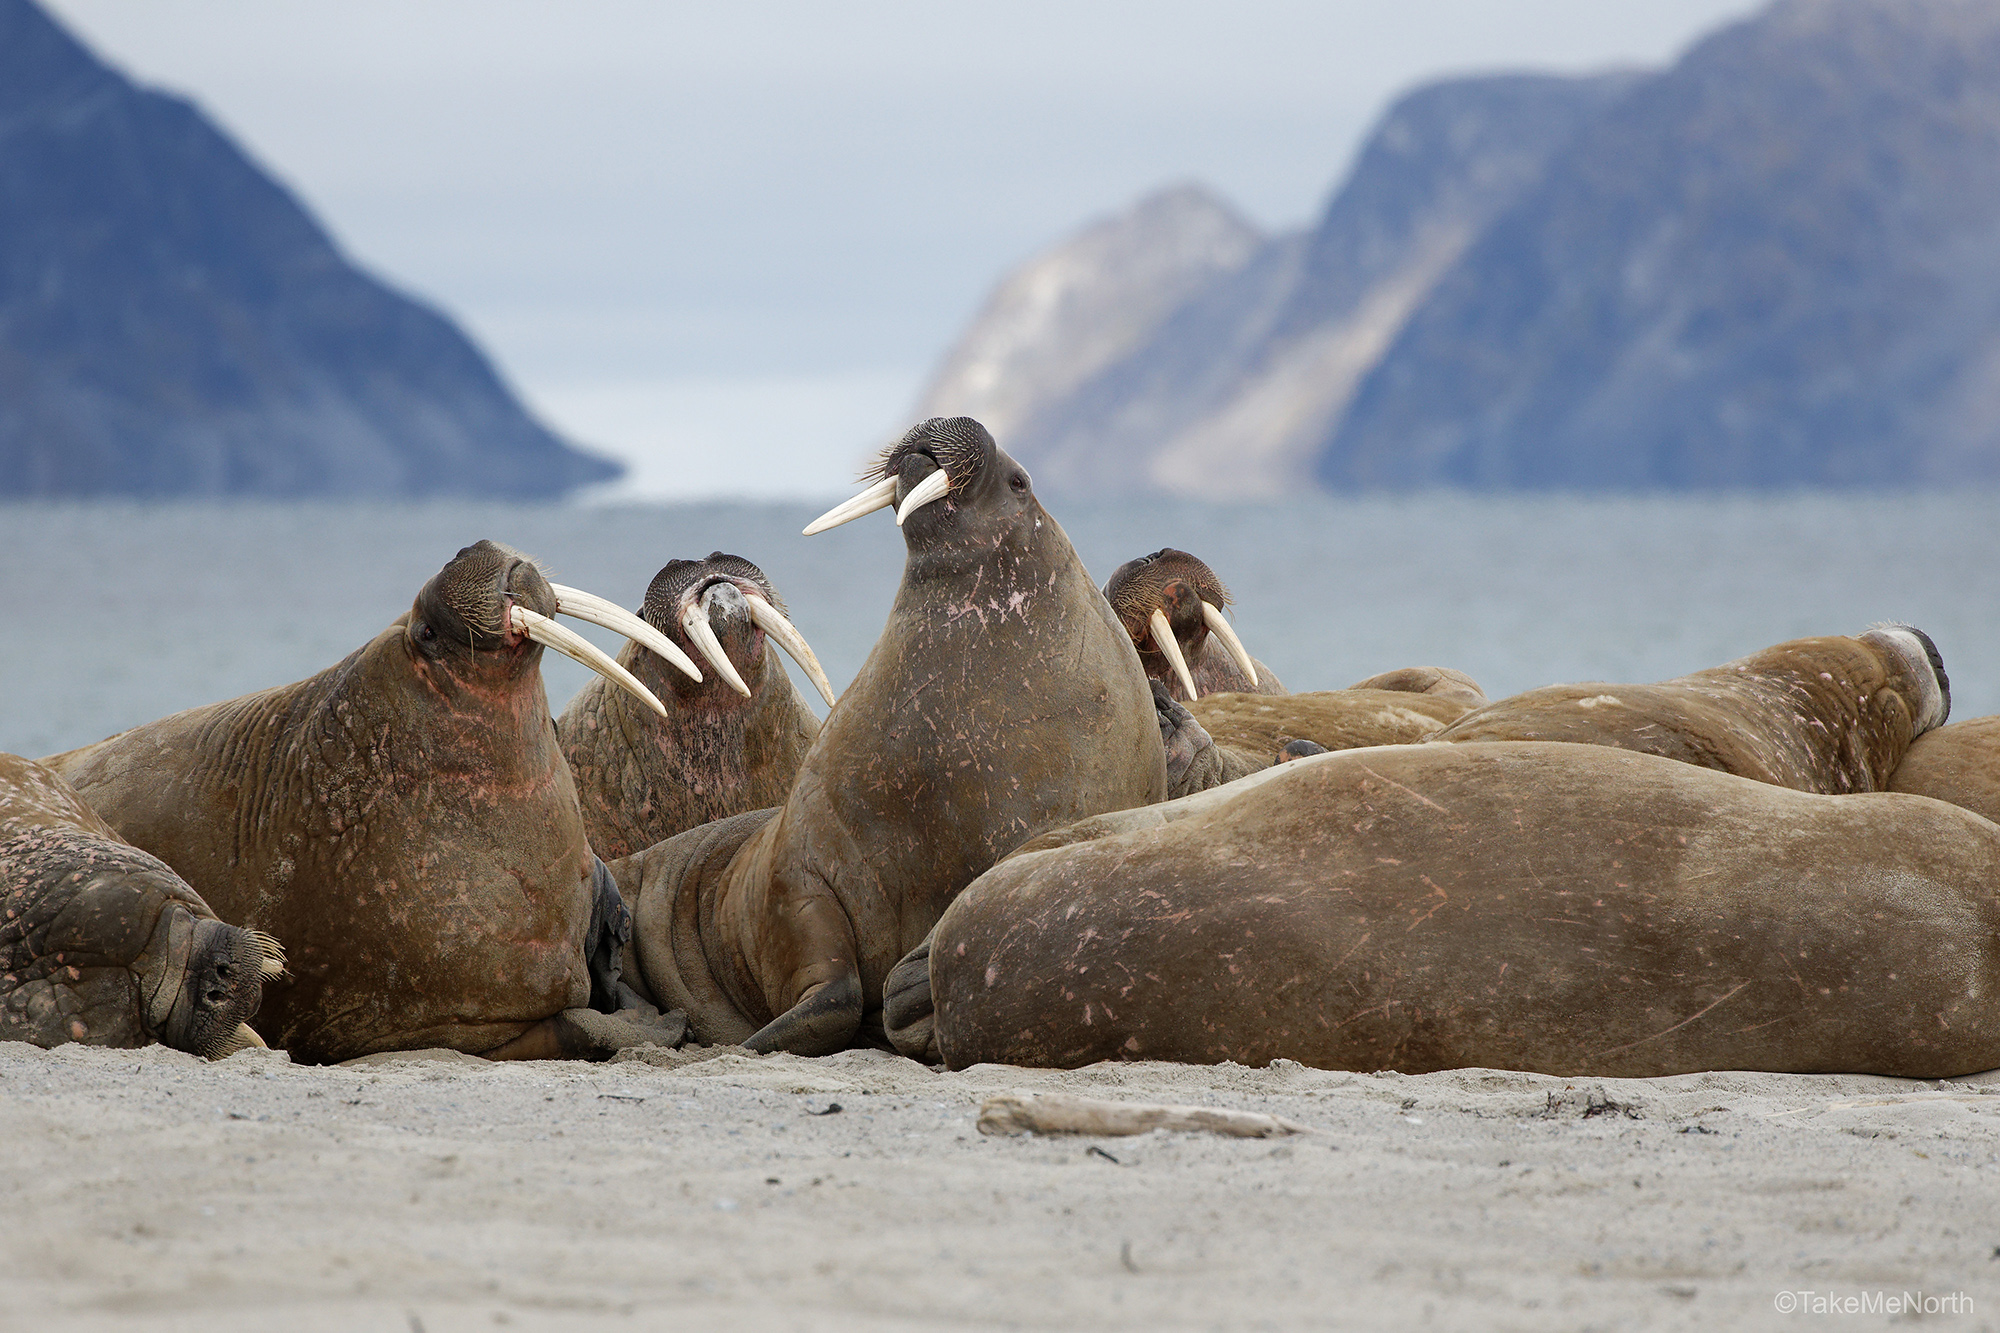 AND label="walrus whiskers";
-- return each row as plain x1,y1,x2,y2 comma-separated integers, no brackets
1148,609,1200,700
509,606,669,718
250,930,287,979
550,583,705,684
745,593,837,707
683,590,754,698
